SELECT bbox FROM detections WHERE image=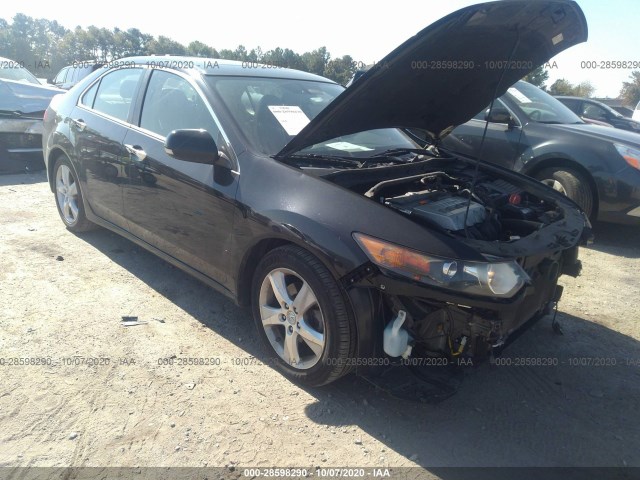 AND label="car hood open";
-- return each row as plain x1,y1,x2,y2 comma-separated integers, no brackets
276,0,587,158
